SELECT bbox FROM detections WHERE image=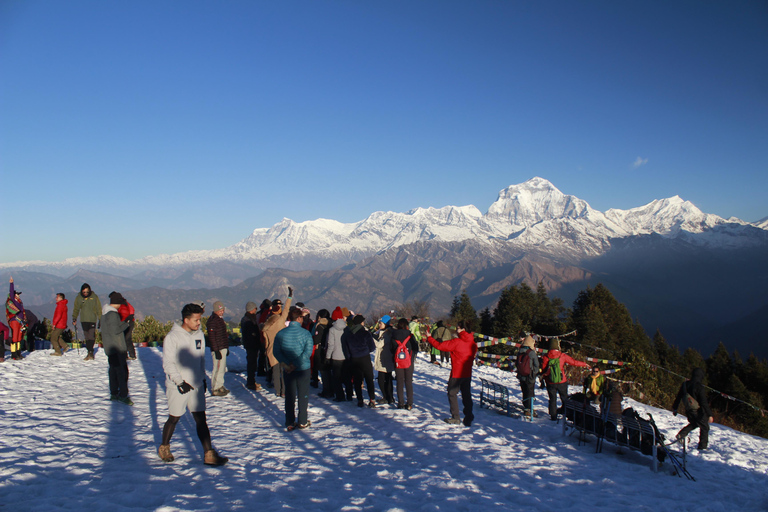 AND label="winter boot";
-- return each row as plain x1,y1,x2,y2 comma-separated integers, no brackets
84,351,95,361
203,449,228,466
158,444,174,462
